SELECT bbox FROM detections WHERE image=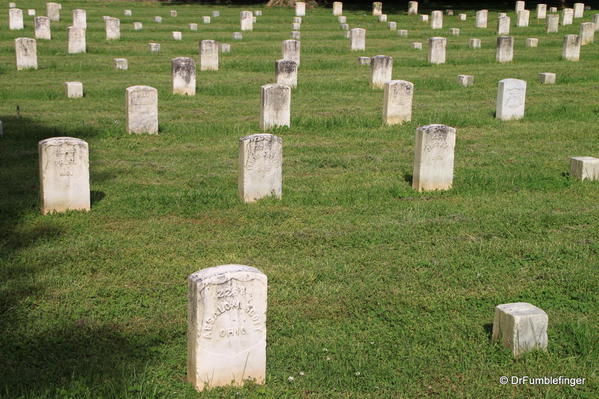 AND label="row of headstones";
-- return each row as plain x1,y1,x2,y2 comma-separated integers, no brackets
191,264,551,391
